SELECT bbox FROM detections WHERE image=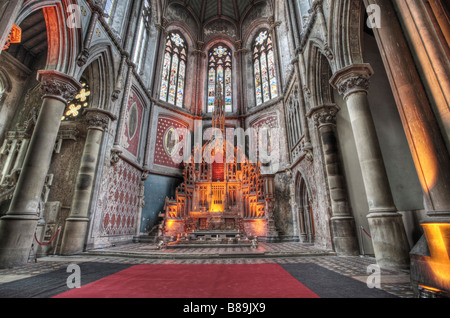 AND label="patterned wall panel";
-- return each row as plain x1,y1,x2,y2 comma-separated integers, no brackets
101,160,141,236
250,114,279,157
122,89,144,157
153,116,188,169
